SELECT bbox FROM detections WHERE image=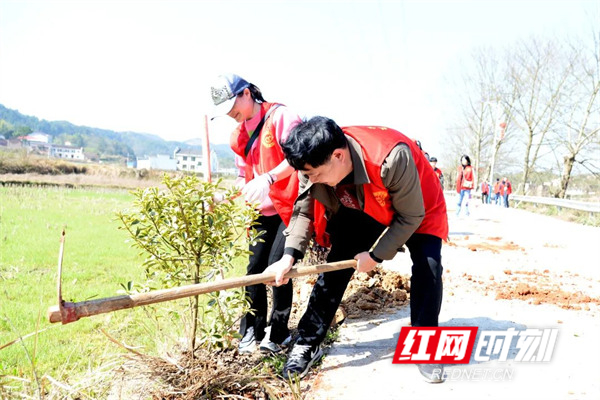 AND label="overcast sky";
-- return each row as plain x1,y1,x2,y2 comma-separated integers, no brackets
0,0,596,157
